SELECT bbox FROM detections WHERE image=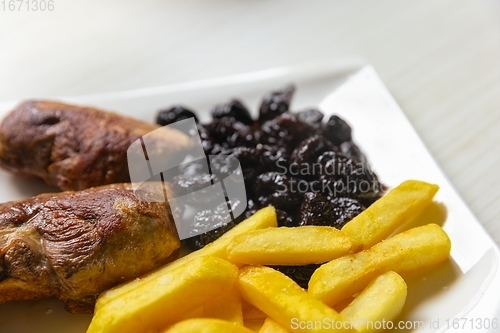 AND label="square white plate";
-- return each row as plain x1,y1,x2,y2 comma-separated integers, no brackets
0,61,499,333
